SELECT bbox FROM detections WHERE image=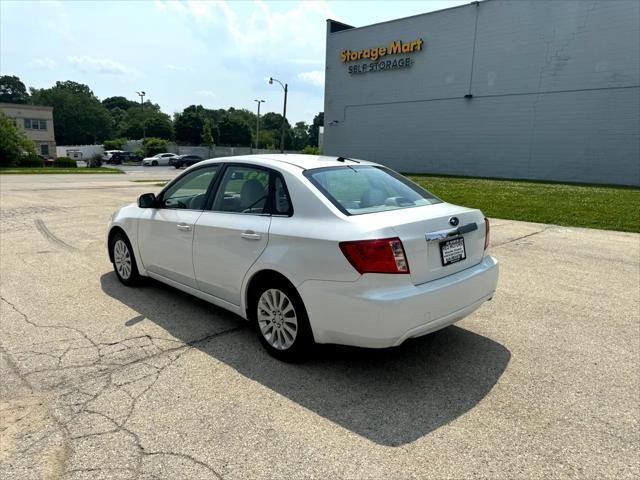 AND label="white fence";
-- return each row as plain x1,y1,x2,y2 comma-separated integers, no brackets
174,146,298,158
56,145,104,159
57,143,298,160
